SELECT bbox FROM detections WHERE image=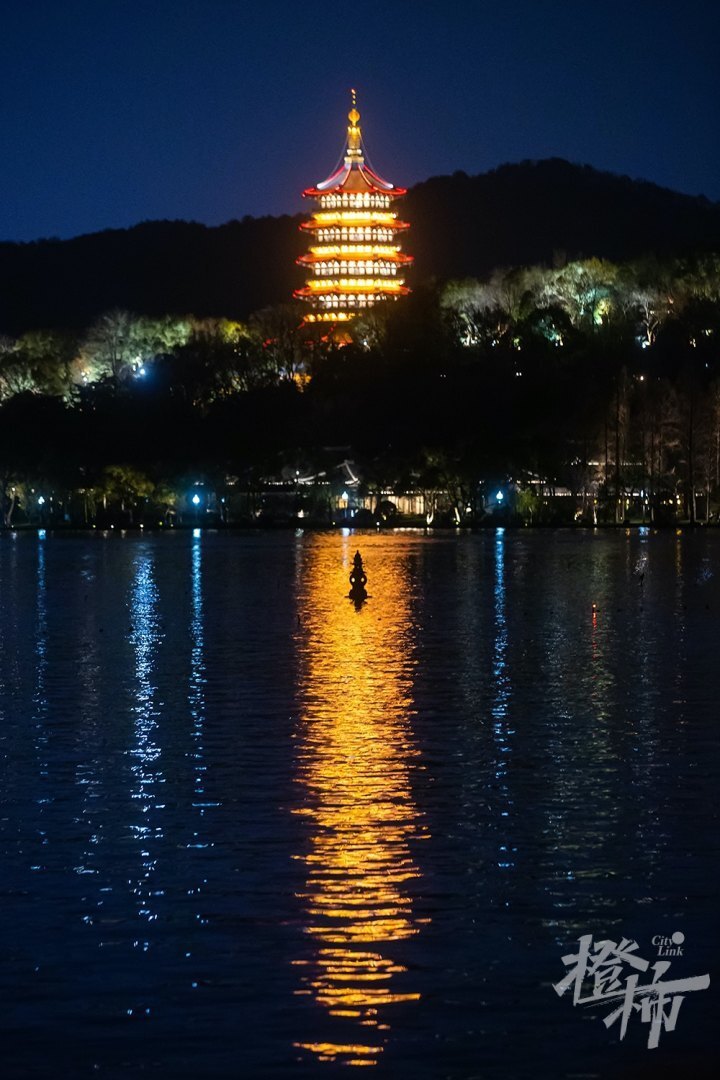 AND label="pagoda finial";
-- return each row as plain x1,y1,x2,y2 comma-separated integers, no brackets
347,88,361,157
